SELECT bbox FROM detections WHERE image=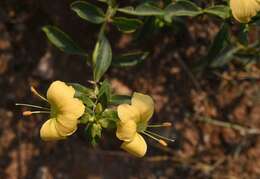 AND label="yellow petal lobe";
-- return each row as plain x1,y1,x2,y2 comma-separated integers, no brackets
131,92,154,122
116,120,137,141
230,0,260,23
117,104,140,123
40,119,65,141
121,134,147,157
47,81,75,105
